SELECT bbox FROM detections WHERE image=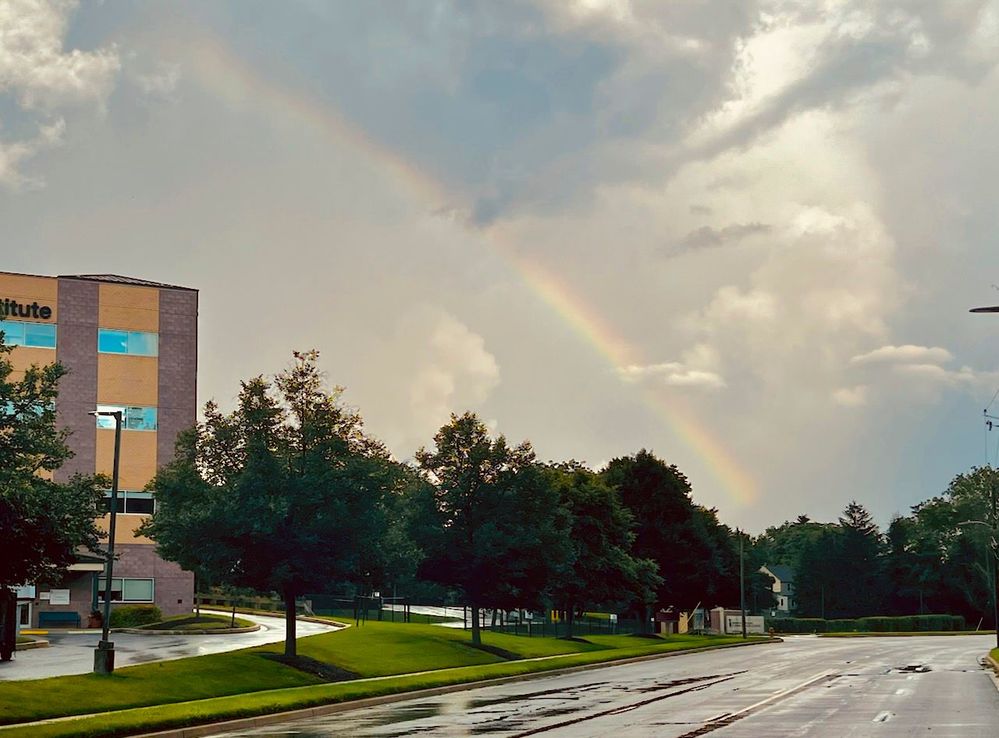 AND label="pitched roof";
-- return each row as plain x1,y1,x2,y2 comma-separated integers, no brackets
762,563,795,583
59,274,197,292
